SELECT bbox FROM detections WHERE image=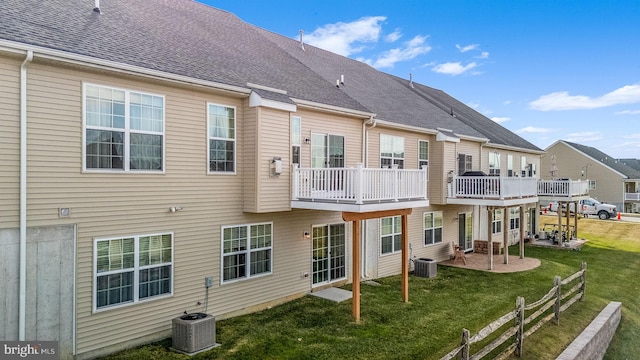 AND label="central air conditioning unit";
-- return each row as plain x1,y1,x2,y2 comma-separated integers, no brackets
414,258,437,278
172,313,217,354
